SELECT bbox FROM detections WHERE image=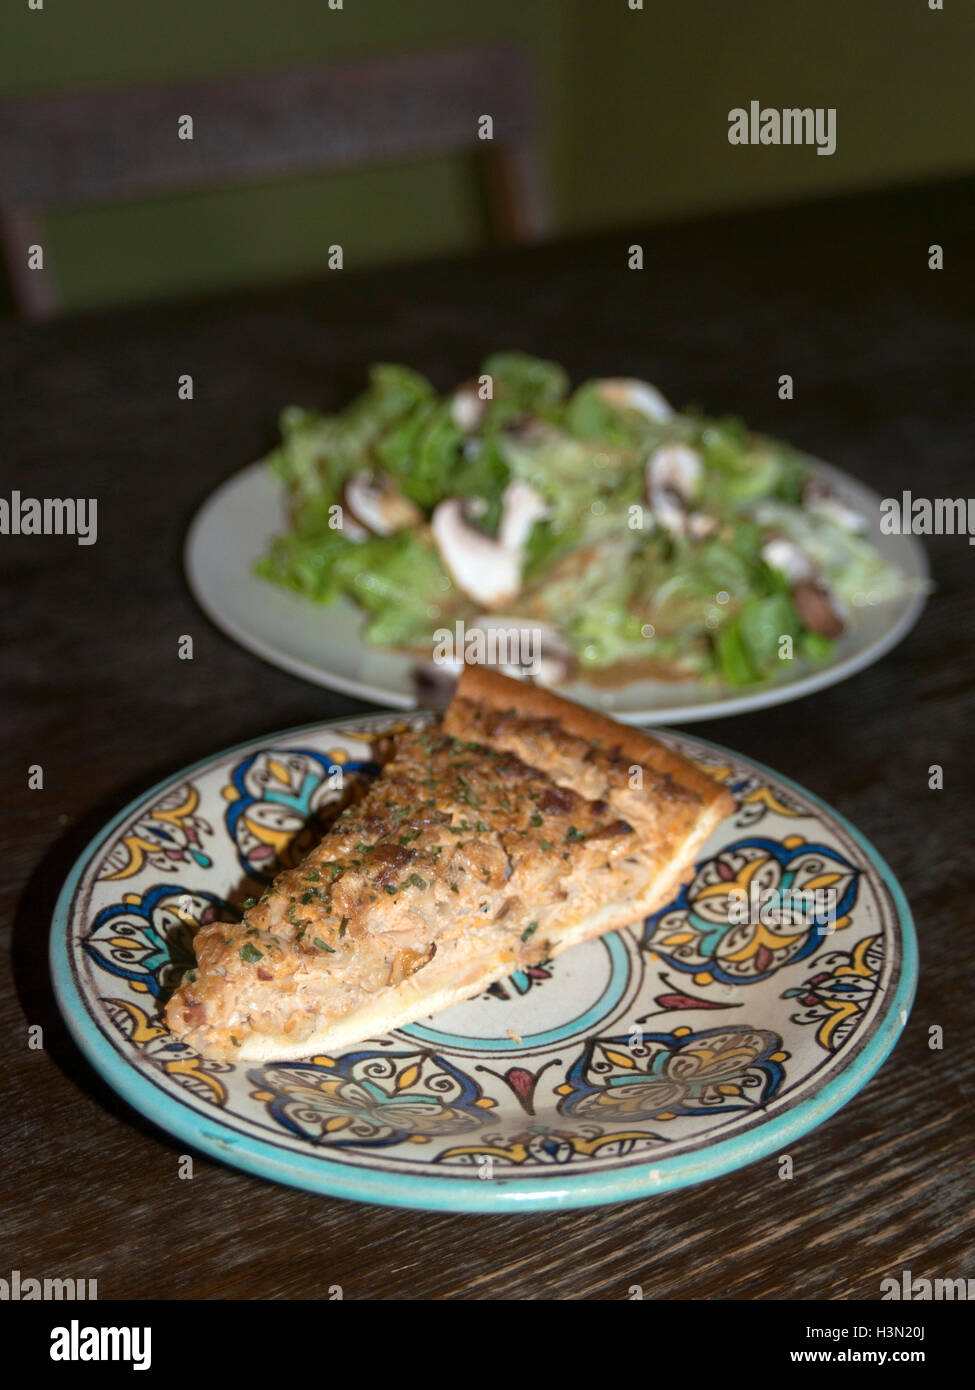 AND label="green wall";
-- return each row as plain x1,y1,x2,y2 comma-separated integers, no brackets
557,0,975,229
2,0,972,312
